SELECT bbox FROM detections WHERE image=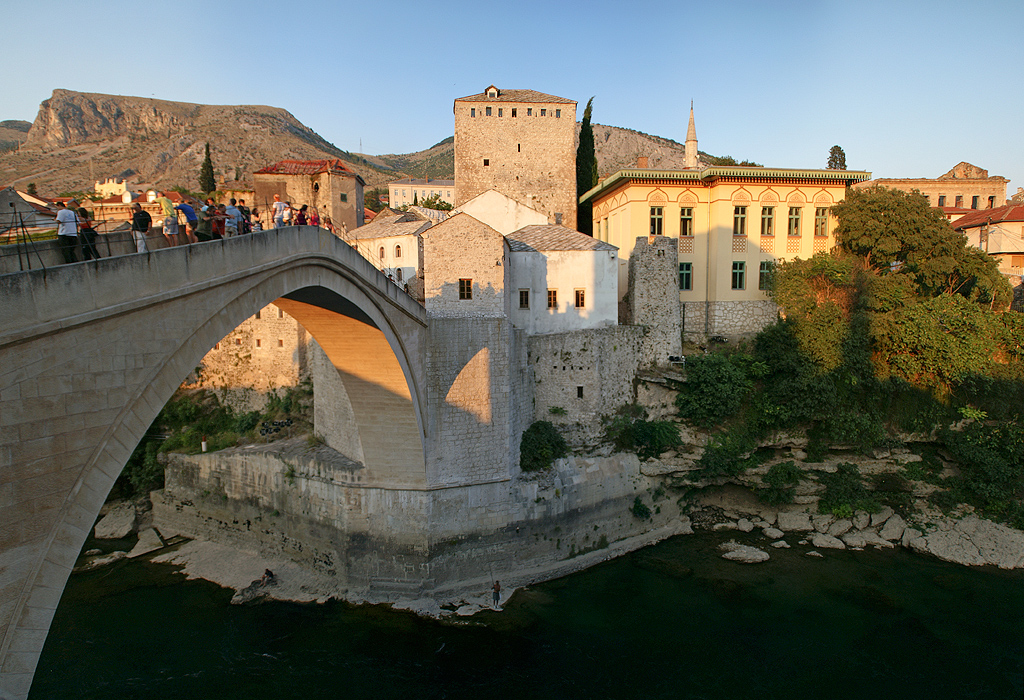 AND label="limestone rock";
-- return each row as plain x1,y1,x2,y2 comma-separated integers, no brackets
94,503,137,539
763,527,784,540
128,528,164,558
901,527,923,548
678,516,694,535
870,506,894,528
84,548,101,556
810,533,846,550
912,516,1024,569
713,522,738,531
852,512,871,530
827,519,853,537
806,550,824,558
812,514,834,534
737,518,754,533
842,532,867,548
879,514,907,542
719,540,769,564
771,540,791,549
777,512,813,532
862,530,896,549
791,449,807,460
893,453,923,464
872,448,891,460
